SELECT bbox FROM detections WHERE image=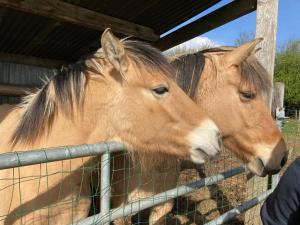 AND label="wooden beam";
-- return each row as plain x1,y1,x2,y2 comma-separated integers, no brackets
155,0,257,51
0,84,35,96
0,53,67,68
0,0,158,41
